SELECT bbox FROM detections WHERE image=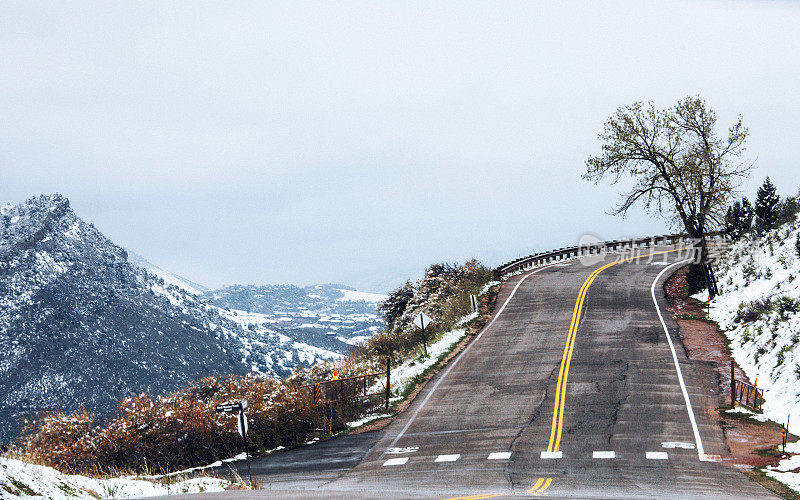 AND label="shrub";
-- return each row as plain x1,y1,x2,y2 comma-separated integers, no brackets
735,297,773,323
16,374,324,475
776,295,800,320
